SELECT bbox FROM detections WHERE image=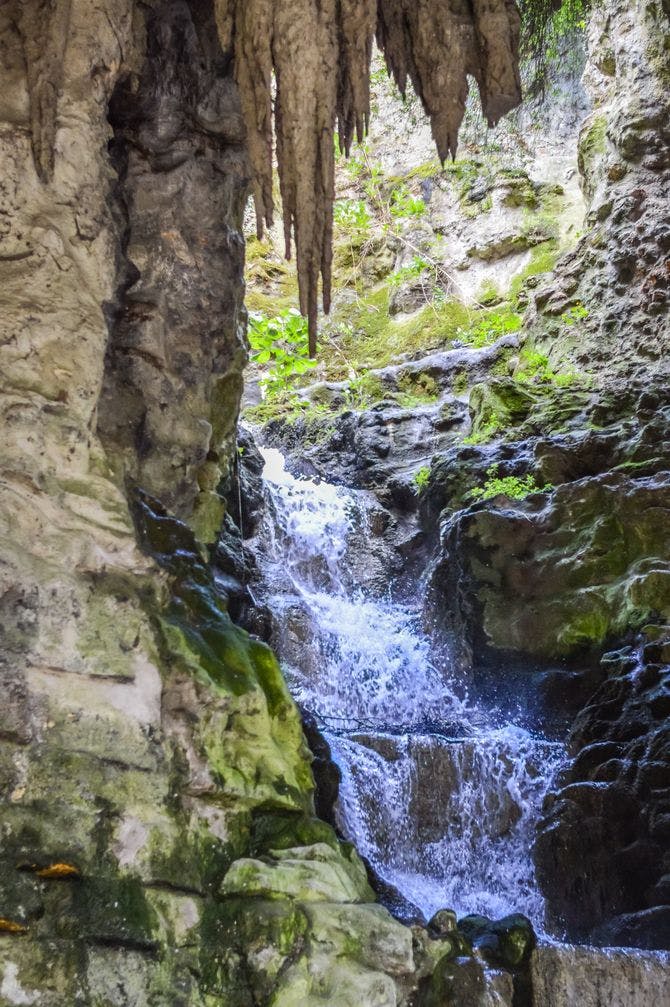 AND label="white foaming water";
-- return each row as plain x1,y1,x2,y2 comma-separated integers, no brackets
328,729,565,926
256,446,566,933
